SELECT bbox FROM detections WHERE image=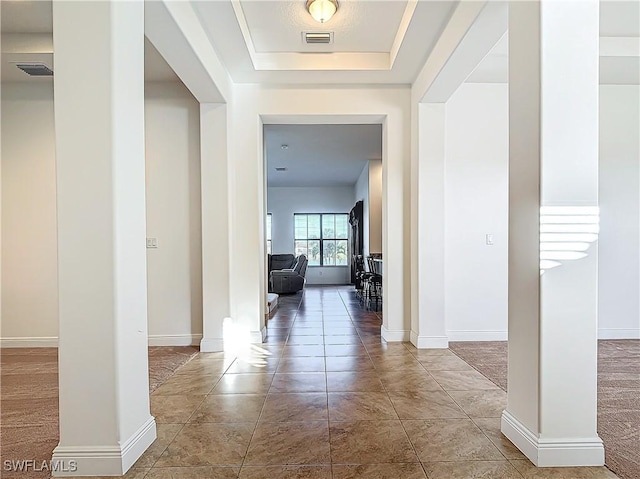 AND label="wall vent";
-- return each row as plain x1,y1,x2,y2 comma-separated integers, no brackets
15,63,53,76
275,167,287,172
303,32,333,44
